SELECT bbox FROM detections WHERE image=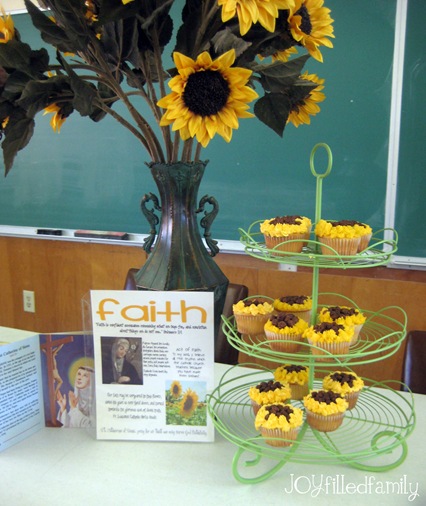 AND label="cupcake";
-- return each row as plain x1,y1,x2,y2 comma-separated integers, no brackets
315,219,367,256
303,390,348,432
323,371,364,410
264,313,309,352
232,298,274,335
273,295,312,323
274,364,310,400
248,380,292,415
318,305,366,345
255,403,304,447
303,322,354,362
260,215,311,255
